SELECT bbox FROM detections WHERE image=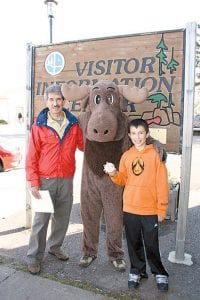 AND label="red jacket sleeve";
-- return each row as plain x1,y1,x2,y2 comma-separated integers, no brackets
25,125,41,187
77,125,84,152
